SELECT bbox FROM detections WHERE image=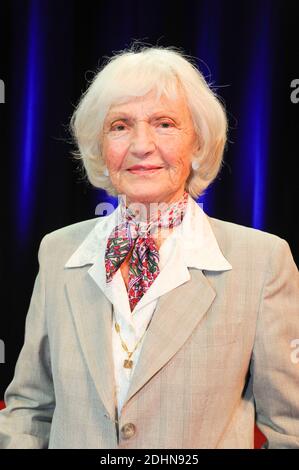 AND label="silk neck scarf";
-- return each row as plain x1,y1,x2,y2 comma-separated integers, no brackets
105,191,189,312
